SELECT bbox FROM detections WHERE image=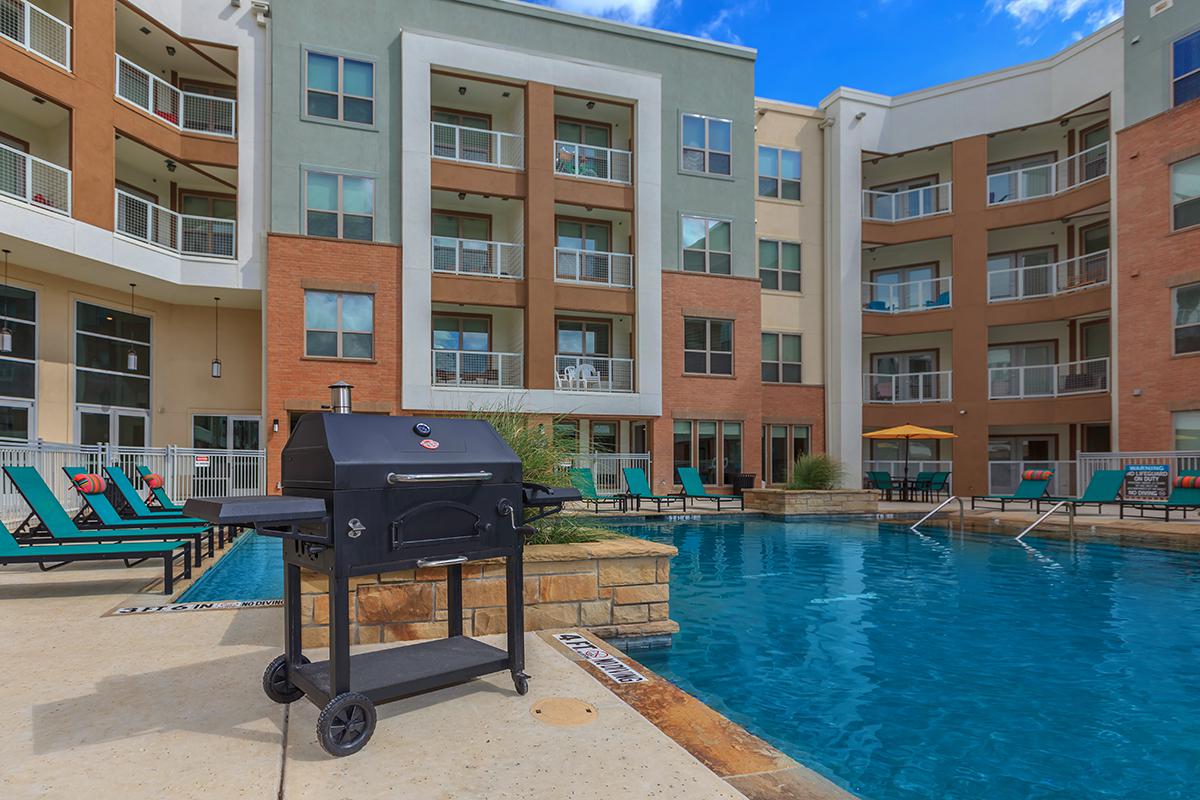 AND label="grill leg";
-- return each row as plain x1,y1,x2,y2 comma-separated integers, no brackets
329,572,351,696
447,564,463,637
284,562,303,665
506,551,525,677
